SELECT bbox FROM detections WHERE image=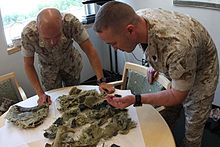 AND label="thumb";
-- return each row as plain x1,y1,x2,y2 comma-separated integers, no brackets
113,97,124,102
